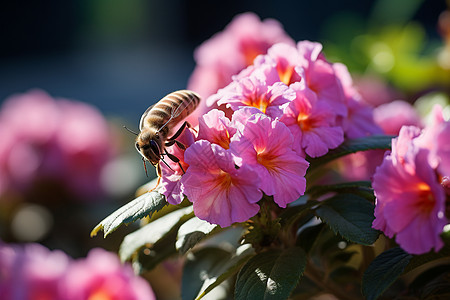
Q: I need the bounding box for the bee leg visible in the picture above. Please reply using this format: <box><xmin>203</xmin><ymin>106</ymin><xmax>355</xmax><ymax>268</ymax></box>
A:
<box><xmin>185</xmin><ymin>121</ymin><xmax>197</xmax><ymax>133</ymax></box>
<box><xmin>165</xmin><ymin>139</ymin><xmax>187</xmax><ymax>150</ymax></box>
<box><xmin>148</xmin><ymin>164</ymin><xmax>162</xmax><ymax>192</ymax></box>
<box><xmin>142</xmin><ymin>157</ymin><xmax>149</xmax><ymax>177</ymax></box>
<box><xmin>160</xmin><ymin>157</ymin><xmax>175</xmax><ymax>172</ymax></box>
<box><xmin>164</xmin><ymin>149</ymin><xmax>186</xmax><ymax>174</ymax></box>
<box><xmin>167</xmin><ymin>121</ymin><xmax>190</xmax><ymax>142</ymax></box>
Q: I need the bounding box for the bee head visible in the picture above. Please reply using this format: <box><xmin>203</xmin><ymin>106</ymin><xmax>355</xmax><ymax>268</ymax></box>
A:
<box><xmin>136</xmin><ymin>130</ymin><xmax>162</xmax><ymax>165</ymax></box>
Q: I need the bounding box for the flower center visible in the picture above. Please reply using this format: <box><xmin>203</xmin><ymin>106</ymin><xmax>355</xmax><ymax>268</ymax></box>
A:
<box><xmin>257</xmin><ymin>151</ymin><xmax>278</xmax><ymax>173</ymax></box>
<box><xmin>297</xmin><ymin>113</ymin><xmax>312</xmax><ymax>131</ymax></box>
<box><xmin>277</xmin><ymin>65</ymin><xmax>295</xmax><ymax>85</ymax></box>
<box><xmin>218</xmin><ymin>171</ymin><xmax>232</xmax><ymax>190</ymax></box>
<box><xmin>88</xmin><ymin>289</ymin><xmax>112</xmax><ymax>300</ymax></box>
<box><xmin>416</xmin><ymin>182</ymin><xmax>435</xmax><ymax>214</ymax></box>
<box><xmin>213</xmin><ymin>130</ymin><xmax>231</xmax><ymax>149</ymax></box>
<box><xmin>245</xmin><ymin>94</ymin><xmax>268</xmax><ymax>114</ymax></box>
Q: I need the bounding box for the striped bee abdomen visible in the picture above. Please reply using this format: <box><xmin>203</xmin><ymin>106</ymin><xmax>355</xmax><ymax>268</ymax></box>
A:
<box><xmin>140</xmin><ymin>90</ymin><xmax>200</xmax><ymax>136</ymax></box>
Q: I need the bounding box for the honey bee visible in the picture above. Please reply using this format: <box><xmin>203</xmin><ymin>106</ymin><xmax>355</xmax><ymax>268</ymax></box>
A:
<box><xmin>134</xmin><ymin>90</ymin><xmax>200</xmax><ymax>185</ymax></box>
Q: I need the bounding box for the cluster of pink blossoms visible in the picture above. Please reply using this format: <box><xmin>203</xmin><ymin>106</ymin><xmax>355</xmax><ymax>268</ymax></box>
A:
<box><xmin>186</xmin><ymin>12</ymin><xmax>295</xmax><ymax>126</ymax></box>
<box><xmin>372</xmin><ymin>106</ymin><xmax>450</xmax><ymax>254</ymax></box>
<box><xmin>0</xmin><ymin>242</ymin><xmax>155</xmax><ymax>300</ymax></box>
<box><xmin>0</xmin><ymin>90</ymin><xmax>113</xmax><ymax>201</ymax></box>
<box><xmin>158</xmin><ymin>33</ymin><xmax>382</xmax><ymax>227</ymax></box>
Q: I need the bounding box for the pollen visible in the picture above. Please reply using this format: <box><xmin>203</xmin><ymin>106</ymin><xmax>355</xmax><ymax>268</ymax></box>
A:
<box><xmin>277</xmin><ymin>65</ymin><xmax>295</xmax><ymax>85</ymax></box>
<box><xmin>245</xmin><ymin>94</ymin><xmax>268</xmax><ymax>114</ymax></box>
<box><xmin>416</xmin><ymin>182</ymin><xmax>435</xmax><ymax>214</ymax></box>
<box><xmin>297</xmin><ymin>113</ymin><xmax>312</xmax><ymax>131</ymax></box>
<box><xmin>217</xmin><ymin>171</ymin><xmax>233</xmax><ymax>190</ymax></box>
<box><xmin>257</xmin><ymin>152</ymin><xmax>278</xmax><ymax>173</ymax></box>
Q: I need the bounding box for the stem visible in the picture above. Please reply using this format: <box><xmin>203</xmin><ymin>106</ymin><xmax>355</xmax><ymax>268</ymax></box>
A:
<box><xmin>303</xmin><ymin>261</ymin><xmax>360</xmax><ymax>300</ymax></box>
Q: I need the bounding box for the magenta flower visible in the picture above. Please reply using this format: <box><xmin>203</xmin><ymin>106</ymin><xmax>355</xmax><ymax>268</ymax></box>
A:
<box><xmin>280</xmin><ymin>82</ymin><xmax>344</xmax><ymax>157</ymax></box>
<box><xmin>188</xmin><ymin>12</ymin><xmax>294</xmax><ymax>100</ymax></box>
<box><xmin>62</xmin><ymin>248</ymin><xmax>155</xmax><ymax>300</ymax></box>
<box><xmin>372</xmin><ymin>149</ymin><xmax>447</xmax><ymax>254</ymax></box>
<box><xmin>159</xmin><ymin>127</ymin><xmax>196</xmax><ymax>205</ymax></box>
<box><xmin>230</xmin><ymin>114</ymin><xmax>309</xmax><ymax>207</ymax></box>
<box><xmin>55</xmin><ymin>99</ymin><xmax>113</xmax><ymax>197</ymax></box>
<box><xmin>333</xmin><ymin>63</ymin><xmax>382</xmax><ymax>138</ymax></box>
<box><xmin>197</xmin><ymin>109</ymin><xmax>237</xmax><ymax>149</ymax></box>
<box><xmin>336</xmin><ymin>150</ymin><xmax>386</xmax><ymax>181</ymax></box>
<box><xmin>0</xmin><ymin>90</ymin><xmax>114</xmax><ymax>201</ymax></box>
<box><xmin>414</xmin><ymin>105</ymin><xmax>447</xmax><ymax>170</ymax></box>
<box><xmin>0</xmin><ymin>243</ymin><xmax>155</xmax><ymax>300</ymax></box>
<box><xmin>181</xmin><ymin>140</ymin><xmax>262</xmax><ymax>227</ymax></box>
<box><xmin>230</xmin><ymin>107</ymin><xmax>265</xmax><ymax>132</ymax></box>
<box><xmin>296</xmin><ymin>41</ymin><xmax>348</xmax><ymax>117</ymax></box>
<box><xmin>372</xmin><ymin>126</ymin><xmax>448</xmax><ymax>254</ymax></box>
<box><xmin>254</xmin><ymin>43</ymin><xmax>303</xmax><ymax>85</ymax></box>
<box><xmin>373</xmin><ymin>100</ymin><xmax>422</xmax><ymax>135</ymax></box>
<box><xmin>0</xmin><ymin>242</ymin><xmax>70</xmax><ymax>300</ymax></box>
<box><xmin>186</xmin><ymin>13</ymin><xmax>294</xmax><ymax>126</ymax></box>
<box><xmin>435</xmin><ymin>122</ymin><xmax>450</xmax><ymax>177</ymax></box>
<box><xmin>353</xmin><ymin>74</ymin><xmax>403</xmax><ymax>107</ymax></box>
<box><xmin>214</xmin><ymin>68</ymin><xmax>295</xmax><ymax>119</ymax></box>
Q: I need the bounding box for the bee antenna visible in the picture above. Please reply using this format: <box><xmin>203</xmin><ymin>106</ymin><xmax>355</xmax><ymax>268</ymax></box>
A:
<box><xmin>142</xmin><ymin>158</ymin><xmax>149</xmax><ymax>177</ymax></box>
<box><xmin>123</xmin><ymin>125</ymin><xmax>139</xmax><ymax>136</ymax></box>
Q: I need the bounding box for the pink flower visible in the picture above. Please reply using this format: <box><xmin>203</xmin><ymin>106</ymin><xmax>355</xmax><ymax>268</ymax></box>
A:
<box><xmin>55</xmin><ymin>100</ymin><xmax>113</xmax><ymax>197</ymax></box>
<box><xmin>0</xmin><ymin>243</ymin><xmax>155</xmax><ymax>300</ymax></box>
<box><xmin>354</xmin><ymin>74</ymin><xmax>403</xmax><ymax>107</ymax></box>
<box><xmin>336</xmin><ymin>150</ymin><xmax>386</xmax><ymax>181</ymax></box>
<box><xmin>214</xmin><ymin>68</ymin><xmax>295</xmax><ymax>119</ymax></box>
<box><xmin>372</xmin><ymin>127</ymin><xmax>448</xmax><ymax>254</ymax></box>
<box><xmin>0</xmin><ymin>242</ymin><xmax>70</xmax><ymax>299</ymax></box>
<box><xmin>197</xmin><ymin>109</ymin><xmax>237</xmax><ymax>149</ymax></box>
<box><xmin>280</xmin><ymin>82</ymin><xmax>344</xmax><ymax>157</ymax></box>
<box><xmin>230</xmin><ymin>107</ymin><xmax>263</xmax><ymax>132</ymax></box>
<box><xmin>435</xmin><ymin>122</ymin><xmax>450</xmax><ymax>177</ymax></box>
<box><xmin>373</xmin><ymin>100</ymin><xmax>422</xmax><ymax>135</ymax></box>
<box><xmin>414</xmin><ymin>105</ymin><xmax>447</xmax><ymax>170</ymax></box>
<box><xmin>333</xmin><ymin>63</ymin><xmax>382</xmax><ymax>138</ymax></box>
<box><xmin>62</xmin><ymin>248</ymin><xmax>155</xmax><ymax>300</ymax></box>
<box><xmin>296</xmin><ymin>41</ymin><xmax>347</xmax><ymax>117</ymax></box>
<box><xmin>0</xmin><ymin>90</ymin><xmax>114</xmax><ymax>201</ymax></box>
<box><xmin>181</xmin><ymin>140</ymin><xmax>262</xmax><ymax>227</ymax></box>
<box><xmin>186</xmin><ymin>12</ymin><xmax>294</xmax><ymax>126</ymax></box>
<box><xmin>230</xmin><ymin>114</ymin><xmax>309</xmax><ymax>207</ymax></box>
<box><xmin>188</xmin><ymin>12</ymin><xmax>294</xmax><ymax>100</ymax></box>
<box><xmin>159</xmin><ymin>127</ymin><xmax>196</xmax><ymax>205</ymax></box>
<box><xmin>254</xmin><ymin>43</ymin><xmax>303</xmax><ymax>85</ymax></box>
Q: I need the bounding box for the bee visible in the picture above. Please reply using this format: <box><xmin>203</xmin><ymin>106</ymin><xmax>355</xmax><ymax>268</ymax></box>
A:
<box><xmin>134</xmin><ymin>90</ymin><xmax>200</xmax><ymax>186</ymax></box>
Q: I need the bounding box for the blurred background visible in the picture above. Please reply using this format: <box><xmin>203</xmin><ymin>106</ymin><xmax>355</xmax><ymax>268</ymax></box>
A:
<box><xmin>0</xmin><ymin>0</ymin><xmax>447</xmax><ymax>118</ymax></box>
<box><xmin>0</xmin><ymin>0</ymin><xmax>448</xmax><ymax>259</ymax></box>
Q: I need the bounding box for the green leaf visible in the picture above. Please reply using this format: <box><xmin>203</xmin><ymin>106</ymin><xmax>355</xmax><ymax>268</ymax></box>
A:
<box><xmin>176</xmin><ymin>217</ymin><xmax>218</xmax><ymax>254</ymax></box>
<box><xmin>307</xmin><ymin>181</ymin><xmax>374</xmax><ymax>201</ymax></box>
<box><xmin>404</xmin><ymin>238</ymin><xmax>450</xmax><ymax>274</ymax></box>
<box><xmin>362</xmin><ymin>247</ymin><xmax>412</xmax><ymax>300</ymax></box>
<box><xmin>196</xmin><ymin>246</ymin><xmax>254</xmax><ymax>300</ymax></box>
<box><xmin>133</xmin><ymin>227</ymin><xmax>178</xmax><ymax>274</ymax></box>
<box><xmin>296</xmin><ymin>223</ymin><xmax>326</xmax><ymax>254</ymax></box>
<box><xmin>279</xmin><ymin>200</ymin><xmax>319</xmax><ymax>227</ymax></box>
<box><xmin>308</xmin><ymin>135</ymin><xmax>394</xmax><ymax>169</ymax></box>
<box><xmin>235</xmin><ymin>247</ymin><xmax>307</xmax><ymax>300</ymax></box>
<box><xmin>315</xmin><ymin>193</ymin><xmax>379</xmax><ymax>245</ymax></box>
<box><xmin>91</xmin><ymin>191</ymin><xmax>167</xmax><ymax>238</ymax></box>
<box><xmin>182</xmin><ymin>247</ymin><xmax>233</xmax><ymax>300</ymax></box>
<box><xmin>119</xmin><ymin>206</ymin><xmax>194</xmax><ymax>262</ymax></box>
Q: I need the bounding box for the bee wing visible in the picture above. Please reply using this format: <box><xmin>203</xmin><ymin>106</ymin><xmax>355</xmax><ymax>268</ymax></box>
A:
<box><xmin>157</xmin><ymin>91</ymin><xmax>198</xmax><ymax>132</ymax></box>
<box><xmin>170</xmin><ymin>91</ymin><xmax>197</xmax><ymax>119</ymax></box>
<box><xmin>139</xmin><ymin>104</ymin><xmax>154</xmax><ymax>131</ymax></box>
